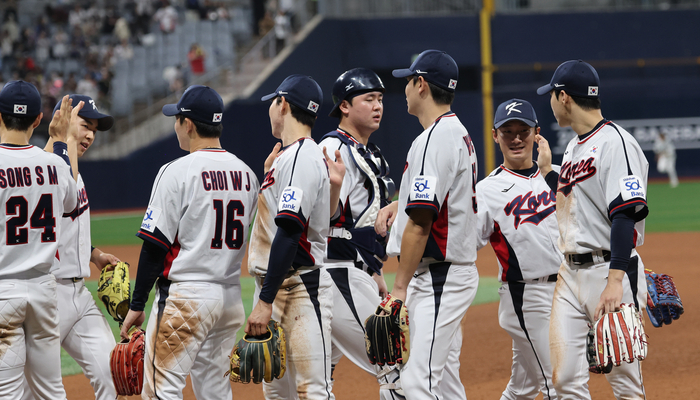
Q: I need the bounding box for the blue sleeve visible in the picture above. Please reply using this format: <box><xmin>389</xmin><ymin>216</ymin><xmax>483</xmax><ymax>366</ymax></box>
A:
<box><xmin>609</xmin><ymin>212</ymin><xmax>636</xmax><ymax>271</ymax></box>
<box><xmin>53</xmin><ymin>141</ymin><xmax>73</xmax><ymax>176</ymax></box>
<box><xmin>545</xmin><ymin>171</ymin><xmax>559</xmax><ymax>193</ymax></box>
<box><xmin>258</xmin><ymin>221</ymin><xmax>303</xmax><ymax>304</ymax></box>
<box><xmin>130</xmin><ymin>240</ymin><xmax>167</xmax><ymax>311</ymax></box>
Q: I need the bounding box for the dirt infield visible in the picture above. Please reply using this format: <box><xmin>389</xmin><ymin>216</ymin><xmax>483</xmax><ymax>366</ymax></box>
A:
<box><xmin>67</xmin><ymin>231</ymin><xmax>698</xmax><ymax>399</ymax></box>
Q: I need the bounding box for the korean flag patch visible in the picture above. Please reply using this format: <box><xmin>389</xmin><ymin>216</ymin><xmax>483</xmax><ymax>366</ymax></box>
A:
<box><xmin>279</xmin><ymin>186</ymin><xmax>303</xmax><ymax>213</ymax></box>
<box><xmin>448</xmin><ymin>79</ymin><xmax>457</xmax><ymax>90</ymax></box>
<box><xmin>14</xmin><ymin>104</ymin><xmax>27</xmax><ymax>114</ymax></box>
<box><xmin>307</xmin><ymin>101</ymin><xmax>319</xmax><ymax>114</ymax></box>
<box><xmin>213</xmin><ymin>113</ymin><xmax>222</xmax><ymax>123</ymax></box>
<box><xmin>141</xmin><ymin>206</ymin><xmax>162</xmax><ymax>233</ymax></box>
<box><xmin>588</xmin><ymin>86</ymin><xmax>599</xmax><ymax>96</ymax></box>
<box><xmin>410</xmin><ymin>175</ymin><xmax>437</xmax><ymax>202</ymax></box>
<box><xmin>619</xmin><ymin>175</ymin><xmax>646</xmax><ymax>201</ymax></box>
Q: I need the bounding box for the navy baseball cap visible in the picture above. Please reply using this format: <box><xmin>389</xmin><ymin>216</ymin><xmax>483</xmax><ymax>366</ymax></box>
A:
<box><xmin>537</xmin><ymin>60</ymin><xmax>600</xmax><ymax>98</ymax></box>
<box><xmin>392</xmin><ymin>50</ymin><xmax>459</xmax><ymax>92</ymax></box>
<box><xmin>261</xmin><ymin>74</ymin><xmax>323</xmax><ymax>116</ymax></box>
<box><xmin>494</xmin><ymin>99</ymin><xmax>538</xmax><ymax>129</ymax></box>
<box><xmin>0</xmin><ymin>80</ymin><xmax>42</xmax><ymax>117</ymax></box>
<box><xmin>52</xmin><ymin>94</ymin><xmax>114</xmax><ymax>131</ymax></box>
<box><xmin>162</xmin><ymin>85</ymin><xmax>224</xmax><ymax>125</ymax></box>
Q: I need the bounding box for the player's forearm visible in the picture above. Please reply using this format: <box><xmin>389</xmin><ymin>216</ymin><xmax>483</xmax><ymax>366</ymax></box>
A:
<box><xmin>393</xmin><ymin>214</ymin><xmax>432</xmax><ymax>298</ymax></box>
<box><xmin>131</xmin><ymin>240</ymin><xmax>167</xmax><ymax>312</ymax></box>
<box><xmin>67</xmin><ymin>136</ymin><xmax>79</xmax><ymax>181</ymax></box>
<box><xmin>609</xmin><ymin>212</ymin><xmax>636</xmax><ymax>271</ymax></box>
<box><xmin>329</xmin><ymin>186</ymin><xmax>342</xmax><ymax>218</ymax></box>
<box><xmin>258</xmin><ymin>225</ymin><xmax>302</xmax><ymax>304</ymax></box>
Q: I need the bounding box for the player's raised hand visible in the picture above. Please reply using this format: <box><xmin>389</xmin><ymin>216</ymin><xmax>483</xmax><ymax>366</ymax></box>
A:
<box><xmin>120</xmin><ymin>309</ymin><xmax>145</xmax><ymax>340</ymax></box>
<box><xmin>264</xmin><ymin>142</ymin><xmax>282</xmax><ymax>173</ymax></box>
<box><xmin>535</xmin><ymin>134</ymin><xmax>553</xmax><ymax>176</ymax></box>
<box><xmin>67</xmin><ymin>100</ymin><xmax>85</xmax><ymax>141</ymax></box>
<box><xmin>323</xmin><ymin>147</ymin><xmax>346</xmax><ymax>188</ymax></box>
<box><xmin>375</xmin><ymin>201</ymin><xmax>399</xmax><ymax>237</ymax></box>
<box><xmin>48</xmin><ymin>95</ymin><xmax>73</xmax><ymax>142</ymax></box>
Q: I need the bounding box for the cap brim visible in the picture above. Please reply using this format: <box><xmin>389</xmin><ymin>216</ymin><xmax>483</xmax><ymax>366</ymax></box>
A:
<box><xmin>261</xmin><ymin>93</ymin><xmax>278</xmax><ymax>102</ymax></box>
<box><xmin>95</xmin><ymin>116</ymin><xmax>114</xmax><ymax>131</ymax></box>
<box><xmin>392</xmin><ymin>68</ymin><xmax>415</xmax><ymax>78</ymax></box>
<box><xmin>162</xmin><ymin>103</ymin><xmax>179</xmax><ymax>116</ymax></box>
<box><xmin>494</xmin><ymin>117</ymin><xmax>537</xmax><ymax>129</ymax></box>
<box><xmin>536</xmin><ymin>84</ymin><xmax>554</xmax><ymax>95</ymax></box>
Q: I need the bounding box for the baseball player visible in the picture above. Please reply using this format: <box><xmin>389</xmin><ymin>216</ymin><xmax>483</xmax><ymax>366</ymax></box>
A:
<box><xmin>19</xmin><ymin>94</ymin><xmax>122</xmax><ymax>400</ymax></box>
<box><xmin>318</xmin><ymin>68</ymin><xmax>401</xmax><ymax>398</ymax></box>
<box><xmin>375</xmin><ymin>50</ymin><xmax>479</xmax><ymax>400</ymax></box>
<box><xmin>476</xmin><ymin>98</ymin><xmax>561</xmax><ymax>400</ymax></box>
<box><xmin>0</xmin><ymin>80</ymin><xmax>77</xmax><ymax>399</ymax></box>
<box><xmin>120</xmin><ymin>85</ymin><xmax>259</xmax><ymax>400</ymax></box>
<box><xmin>653</xmin><ymin>131</ymin><xmax>678</xmax><ymax>188</ymax></box>
<box><xmin>537</xmin><ymin>60</ymin><xmax>649</xmax><ymax>399</ymax></box>
<box><xmin>245</xmin><ymin>74</ymin><xmax>335</xmax><ymax>399</ymax></box>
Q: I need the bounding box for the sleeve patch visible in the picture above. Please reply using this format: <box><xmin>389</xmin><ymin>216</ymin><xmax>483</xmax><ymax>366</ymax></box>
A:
<box><xmin>140</xmin><ymin>206</ymin><xmax>161</xmax><ymax>233</ymax></box>
<box><xmin>619</xmin><ymin>175</ymin><xmax>646</xmax><ymax>201</ymax></box>
<box><xmin>278</xmin><ymin>186</ymin><xmax>303</xmax><ymax>213</ymax></box>
<box><xmin>410</xmin><ymin>175</ymin><xmax>437</xmax><ymax>202</ymax></box>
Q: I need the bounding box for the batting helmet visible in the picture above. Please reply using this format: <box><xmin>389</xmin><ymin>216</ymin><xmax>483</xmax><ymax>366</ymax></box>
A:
<box><xmin>329</xmin><ymin>68</ymin><xmax>385</xmax><ymax>118</ymax></box>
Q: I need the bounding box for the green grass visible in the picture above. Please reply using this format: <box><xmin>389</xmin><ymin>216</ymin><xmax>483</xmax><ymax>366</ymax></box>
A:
<box><xmin>645</xmin><ymin>181</ymin><xmax>700</xmax><ymax>232</ymax></box>
<box><xmin>91</xmin><ymin>213</ymin><xmax>144</xmax><ymax>246</ymax></box>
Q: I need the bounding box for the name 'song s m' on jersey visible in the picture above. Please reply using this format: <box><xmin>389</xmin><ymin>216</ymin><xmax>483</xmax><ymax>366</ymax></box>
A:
<box><xmin>476</xmin><ymin>164</ymin><xmax>563</xmax><ymax>282</ymax></box>
<box><xmin>137</xmin><ymin>149</ymin><xmax>259</xmax><ymax>284</ymax></box>
<box><xmin>0</xmin><ymin>144</ymin><xmax>78</xmax><ymax>276</ymax></box>
<box><xmin>557</xmin><ymin>120</ymin><xmax>649</xmax><ymax>255</ymax></box>
<box><xmin>386</xmin><ymin>112</ymin><xmax>478</xmax><ymax>265</ymax></box>
<box><xmin>247</xmin><ymin>137</ymin><xmax>330</xmax><ymax>277</ymax></box>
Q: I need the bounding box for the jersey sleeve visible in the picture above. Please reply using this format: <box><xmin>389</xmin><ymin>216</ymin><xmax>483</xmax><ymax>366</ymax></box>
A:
<box><xmin>404</xmin><ymin>136</ymin><xmax>456</xmax><ymax>219</ymax></box>
<box><xmin>274</xmin><ymin>150</ymin><xmax>326</xmax><ymax>231</ymax></box>
<box><xmin>603</xmin><ymin>129</ymin><xmax>649</xmax><ymax>222</ymax></box>
<box><xmin>475</xmin><ymin>182</ymin><xmax>493</xmax><ymax>250</ymax></box>
<box><xmin>136</xmin><ymin>163</ymin><xmax>182</xmax><ymax>250</ymax></box>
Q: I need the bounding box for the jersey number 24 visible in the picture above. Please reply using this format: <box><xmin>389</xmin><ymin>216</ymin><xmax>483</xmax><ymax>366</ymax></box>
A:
<box><xmin>5</xmin><ymin>194</ymin><xmax>56</xmax><ymax>245</ymax></box>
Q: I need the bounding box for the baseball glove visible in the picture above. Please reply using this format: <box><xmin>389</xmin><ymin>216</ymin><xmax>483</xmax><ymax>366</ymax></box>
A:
<box><xmin>227</xmin><ymin>320</ymin><xmax>286</xmax><ymax>384</ymax></box>
<box><xmin>364</xmin><ymin>294</ymin><xmax>410</xmax><ymax>366</ymax></box>
<box><xmin>110</xmin><ymin>327</ymin><xmax>145</xmax><ymax>396</ymax></box>
<box><xmin>645</xmin><ymin>268</ymin><xmax>684</xmax><ymax>327</ymax></box>
<box><xmin>97</xmin><ymin>261</ymin><xmax>131</xmax><ymax>323</ymax></box>
<box><xmin>586</xmin><ymin>303</ymin><xmax>647</xmax><ymax>374</ymax></box>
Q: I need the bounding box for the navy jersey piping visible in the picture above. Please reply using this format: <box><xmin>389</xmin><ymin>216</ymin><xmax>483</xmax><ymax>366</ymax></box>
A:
<box><xmin>420</xmin><ymin>111</ymin><xmax>453</xmax><ymax>174</ymax></box>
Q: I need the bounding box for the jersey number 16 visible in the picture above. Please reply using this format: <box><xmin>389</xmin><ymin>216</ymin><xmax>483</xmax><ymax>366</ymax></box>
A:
<box><xmin>211</xmin><ymin>199</ymin><xmax>245</xmax><ymax>250</ymax></box>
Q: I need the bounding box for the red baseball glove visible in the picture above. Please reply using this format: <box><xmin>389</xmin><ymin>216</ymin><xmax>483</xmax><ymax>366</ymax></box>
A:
<box><xmin>110</xmin><ymin>327</ymin><xmax>145</xmax><ymax>395</ymax></box>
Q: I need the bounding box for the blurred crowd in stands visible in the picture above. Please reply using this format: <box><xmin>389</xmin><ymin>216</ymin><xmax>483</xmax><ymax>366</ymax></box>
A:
<box><xmin>0</xmin><ymin>0</ymin><xmax>248</xmax><ymax>137</ymax></box>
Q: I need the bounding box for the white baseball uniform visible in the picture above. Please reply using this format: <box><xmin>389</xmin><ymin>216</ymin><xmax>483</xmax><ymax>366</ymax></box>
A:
<box><xmin>653</xmin><ymin>134</ymin><xmax>678</xmax><ymax>187</ymax></box>
<box><xmin>136</xmin><ymin>149</ymin><xmax>258</xmax><ymax>400</ymax></box>
<box><xmin>247</xmin><ymin>137</ymin><xmax>334</xmax><ymax>400</ymax></box>
<box><xmin>386</xmin><ymin>112</ymin><xmax>479</xmax><ymax>400</ymax></box>
<box><xmin>0</xmin><ymin>144</ymin><xmax>77</xmax><ymax>400</ymax></box>
<box><xmin>550</xmin><ymin>120</ymin><xmax>649</xmax><ymax>399</ymax></box>
<box><xmin>476</xmin><ymin>163</ymin><xmax>562</xmax><ymax>400</ymax></box>
<box><xmin>319</xmin><ymin>130</ymin><xmax>400</xmax><ymax>399</ymax></box>
<box><xmin>22</xmin><ymin>174</ymin><xmax>118</xmax><ymax>400</ymax></box>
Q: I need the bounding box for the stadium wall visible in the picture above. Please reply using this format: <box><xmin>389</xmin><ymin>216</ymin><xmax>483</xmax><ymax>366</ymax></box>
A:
<box><xmin>82</xmin><ymin>10</ymin><xmax>700</xmax><ymax>210</ymax></box>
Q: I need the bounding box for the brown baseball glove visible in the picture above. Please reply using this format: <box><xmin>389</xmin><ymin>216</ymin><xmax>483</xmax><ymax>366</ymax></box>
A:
<box><xmin>110</xmin><ymin>327</ymin><xmax>145</xmax><ymax>395</ymax></box>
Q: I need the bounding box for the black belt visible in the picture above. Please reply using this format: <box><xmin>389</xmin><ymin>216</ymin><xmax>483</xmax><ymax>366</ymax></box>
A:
<box><xmin>567</xmin><ymin>251</ymin><xmax>611</xmax><ymax>265</ymax></box>
<box><xmin>60</xmin><ymin>277</ymin><xmax>83</xmax><ymax>282</ymax></box>
<box><xmin>514</xmin><ymin>273</ymin><xmax>558</xmax><ymax>284</ymax></box>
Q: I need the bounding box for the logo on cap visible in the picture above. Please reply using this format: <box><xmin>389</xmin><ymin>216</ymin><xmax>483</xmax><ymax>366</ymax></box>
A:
<box><xmin>588</xmin><ymin>86</ymin><xmax>598</xmax><ymax>96</ymax></box>
<box><xmin>415</xmin><ymin>70</ymin><xmax>427</xmax><ymax>74</ymax></box>
<box><xmin>181</xmin><ymin>108</ymin><xmax>191</xmax><ymax>112</ymax></box>
<box><xmin>307</xmin><ymin>101</ymin><xmax>319</xmax><ymax>114</ymax></box>
<box><xmin>345</xmin><ymin>83</ymin><xmax>354</xmax><ymax>92</ymax></box>
<box><xmin>448</xmin><ymin>79</ymin><xmax>457</xmax><ymax>90</ymax></box>
<box><xmin>505</xmin><ymin>102</ymin><xmax>523</xmax><ymax>115</ymax></box>
<box><xmin>213</xmin><ymin>113</ymin><xmax>222</xmax><ymax>123</ymax></box>
<box><xmin>89</xmin><ymin>99</ymin><xmax>97</xmax><ymax>110</ymax></box>
<box><xmin>554</xmin><ymin>83</ymin><xmax>565</xmax><ymax>88</ymax></box>
<box><xmin>14</xmin><ymin>105</ymin><xmax>27</xmax><ymax>114</ymax></box>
